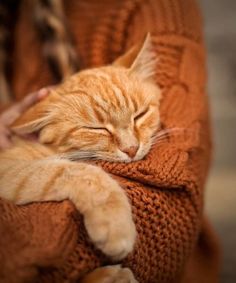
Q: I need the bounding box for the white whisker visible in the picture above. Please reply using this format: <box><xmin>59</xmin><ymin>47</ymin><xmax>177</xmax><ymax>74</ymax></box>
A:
<box><xmin>56</xmin><ymin>150</ymin><xmax>98</xmax><ymax>161</ymax></box>
<box><xmin>150</xmin><ymin>127</ymin><xmax>197</xmax><ymax>147</ymax></box>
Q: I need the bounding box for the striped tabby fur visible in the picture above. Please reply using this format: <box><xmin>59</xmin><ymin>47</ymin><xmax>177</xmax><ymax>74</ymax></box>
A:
<box><xmin>0</xmin><ymin>35</ymin><xmax>161</xmax><ymax>282</ymax></box>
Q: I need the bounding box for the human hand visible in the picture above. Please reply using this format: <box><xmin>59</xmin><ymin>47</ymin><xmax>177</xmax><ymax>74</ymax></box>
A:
<box><xmin>0</xmin><ymin>88</ymin><xmax>50</xmax><ymax>149</ymax></box>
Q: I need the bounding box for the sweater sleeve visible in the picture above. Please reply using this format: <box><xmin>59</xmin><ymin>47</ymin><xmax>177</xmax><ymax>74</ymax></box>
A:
<box><xmin>0</xmin><ymin>1</ymin><xmax>213</xmax><ymax>283</ymax></box>
<box><xmin>99</xmin><ymin>0</ymin><xmax>212</xmax><ymax>281</ymax></box>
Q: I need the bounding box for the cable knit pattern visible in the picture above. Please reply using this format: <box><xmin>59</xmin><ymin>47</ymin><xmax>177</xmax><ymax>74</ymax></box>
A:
<box><xmin>0</xmin><ymin>0</ymin><xmax>220</xmax><ymax>282</ymax></box>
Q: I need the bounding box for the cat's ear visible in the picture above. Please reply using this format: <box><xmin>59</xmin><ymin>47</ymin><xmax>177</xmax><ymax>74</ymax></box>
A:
<box><xmin>11</xmin><ymin>92</ymin><xmax>59</xmax><ymax>134</ymax></box>
<box><xmin>113</xmin><ymin>33</ymin><xmax>158</xmax><ymax>80</ymax></box>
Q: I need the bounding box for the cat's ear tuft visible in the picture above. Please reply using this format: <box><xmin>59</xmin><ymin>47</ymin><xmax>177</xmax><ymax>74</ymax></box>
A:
<box><xmin>113</xmin><ymin>33</ymin><xmax>158</xmax><ymax>80</ymax></box>
<box><xmin>11</xmin><ymin>93</ymin><xmax>58</xmax><ymax>134</ymax></box>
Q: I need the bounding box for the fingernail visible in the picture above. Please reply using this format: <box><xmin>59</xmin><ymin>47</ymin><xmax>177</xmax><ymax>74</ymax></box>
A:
<box><xmin>38</xmin><ymin>88</ymin><xmax>50</xmax><ymax>100</ymax></box>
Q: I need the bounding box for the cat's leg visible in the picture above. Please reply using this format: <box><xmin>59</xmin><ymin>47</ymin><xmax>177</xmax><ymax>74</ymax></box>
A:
<box><xmin>66</xmin><ymin>162</ymin><xmax>136</xmax><ymax>260</ymax></box>
<box><xmin>0</xmin><ymin>157</ymin><xmax>136</xmax><ymax>260</ymax></box>
<box><xmin>71</xmin><ymin>164</ymin><xmax>136</xmax><ymax>260</ymax></box>
<box><xmin>80</xmin><ymin>265</ymin><xmax>138</xmax><ymax>283</ymax></box>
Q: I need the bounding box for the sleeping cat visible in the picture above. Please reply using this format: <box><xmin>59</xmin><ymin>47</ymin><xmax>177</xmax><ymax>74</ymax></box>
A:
<box><xmin>0</xmin><ymin>34</ymin><xmax>161</xmax><ymax>282</ymax></box>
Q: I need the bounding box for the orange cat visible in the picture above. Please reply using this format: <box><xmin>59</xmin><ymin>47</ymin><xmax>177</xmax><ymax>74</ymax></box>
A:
<box><xmin>0</xmin><ymin>35</ymin><xmax>161</xmax><ymax>282</ymax></box>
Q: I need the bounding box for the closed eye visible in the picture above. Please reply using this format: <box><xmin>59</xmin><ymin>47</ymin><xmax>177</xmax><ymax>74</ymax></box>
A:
<box><xmin>83</xmin><ymin>126</ymin><xmax>111</xmax><ymax>134</ymax></box>
<box><xmin>134</xmin><ymin>108</ymin><xmax>149</xmax><ymax>121</ymax></box>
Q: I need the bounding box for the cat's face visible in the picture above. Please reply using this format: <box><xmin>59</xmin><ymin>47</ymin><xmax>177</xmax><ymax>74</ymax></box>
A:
<box><xmin>12</xmin><ymin>34</ymin><xmax>161</xmax><ymax>162</ymax></box>
<box><xmin>41</xmin><ymin>67</ymin><xmax>160</xmax><ymax>162</ymax></box>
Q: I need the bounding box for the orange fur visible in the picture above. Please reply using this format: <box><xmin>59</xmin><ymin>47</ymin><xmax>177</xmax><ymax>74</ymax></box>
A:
<box><xmin>80</xmin><ymin>265</ymin><xmax>138</xmax><ymax>283</ymax></box>
<box><xmin>0</xmin><ymin>34</ymin><xmax>161</xmax><ymax>282</ymax></box>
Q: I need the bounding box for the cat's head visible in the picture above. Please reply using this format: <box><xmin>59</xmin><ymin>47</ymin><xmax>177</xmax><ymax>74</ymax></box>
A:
<box><xmin>12</xmin><ymin>34</ymin><xmax>161</xmax><ymax>162</ymax></box>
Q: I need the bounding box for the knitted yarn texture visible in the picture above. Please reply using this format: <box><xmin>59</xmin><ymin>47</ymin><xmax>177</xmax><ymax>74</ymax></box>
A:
<box><xmin>0</xmin><ymin>0</ymin><xmax>220</xmax><ymax>282</ymax></box>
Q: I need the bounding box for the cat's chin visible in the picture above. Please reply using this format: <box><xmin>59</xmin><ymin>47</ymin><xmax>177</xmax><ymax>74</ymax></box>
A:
<box><xmin>100</xmin><ymin>148</ymin><xmax>149</xmax><ymax>163</ymax></box>
<box><xmin>102</xmin><ymin>154</ymin><xmax>146</xmax><ymax>163</ymax></box>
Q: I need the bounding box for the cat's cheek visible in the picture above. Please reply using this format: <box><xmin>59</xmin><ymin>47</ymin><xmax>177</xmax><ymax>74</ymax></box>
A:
<box><xmin>39</xmin><ymin>126</ymin><xmax>56</xmax><ymax>144</ymax></box>
<box><xmin>134</xmin><ymin>141</ymin><xmax>152</xmax><ymax>161</ymax></box>
<box><xmin>58</xmin><ymin>145</ymin><xmax>69</xmax><ymax>152</ymax></box>
<box><xmin>113</xmin><ymin>149</ymin><xmax>131</xmax><ymax>162</ymax></box>
<box><xmin>58</xmin><ymin>143</ymin><xmax>76</xmax><ymax>153</ymax></box>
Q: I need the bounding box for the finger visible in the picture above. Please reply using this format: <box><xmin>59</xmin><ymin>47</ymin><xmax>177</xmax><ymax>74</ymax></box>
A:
<box><xmin>37</xmin><ymin>88</ymin><xmax>51</xmax><ymax>100</ymax></box>
<box><xmin>1</xmin><ymin>88</ymin><xmax>50</xmax><ymax>125</ymax></box>
<box><xmin>1</xmin><ymin>91</ymin><xmax>40</xmax><ymax>124</ymax></box>
<box><xmin>0</xmin><ymin>136</ymin><xmax>12</xmax><ymax>150</ymax></box>
<box><xmin>0</xmin><ymin>87</ymin><xmax>53</xmax><ymax>126</ymax></box>
<box><xmin>0</xmin><ymin>107</ymin><xmax>21</xmax><ymax>126</ymax></box>
<box><xmin>0</xmin><ymin>126</ymin><xmax>12</xmax><ymax>149</ymax></box>
<box><xmin>37</xmin><ymin>85</ymin><xmax>55</xmax><ymax>101</ymax></box>
<box><xmin>17</xmin><ymin>87</ymin><xmax>51</xmax><ymax>112</ymax></box>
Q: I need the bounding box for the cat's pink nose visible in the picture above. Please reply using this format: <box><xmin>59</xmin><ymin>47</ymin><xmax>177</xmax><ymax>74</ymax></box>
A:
<box><xmin>122</xmin><ymin>146</ymin><xmax>139</xmax><ymax>158</ymax></box>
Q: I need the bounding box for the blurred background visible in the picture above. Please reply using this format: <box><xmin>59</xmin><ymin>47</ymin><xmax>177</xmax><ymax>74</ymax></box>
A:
<box><xmin>199</xmin><ymin>0</ymin><xmax>236</xmax><ymax>282</ymax></box>
<box><xmin>0</xmin><ymin>0</ymin><xmax>235</xmax><ymax>281</ymax></box>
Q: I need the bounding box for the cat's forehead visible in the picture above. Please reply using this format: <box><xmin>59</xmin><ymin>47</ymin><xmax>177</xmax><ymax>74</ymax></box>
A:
<box><xmin>78</xmin><ymin>66</ymin><xmax>132</xmax><ymax>87</ymax></box>
<box><xmin>59</xmin><ymin>66</ymin><xmax>132</xmax><ymax>96</ymax></box>
<box><xmin>76</xmin><ymin>67</ymin><xmax>156</xmax><ymax>104</ymax></box>
<box><xmin>56</xmin><ymin>65</ymin><xmax>160</xmax><ymax>123</ymax></box>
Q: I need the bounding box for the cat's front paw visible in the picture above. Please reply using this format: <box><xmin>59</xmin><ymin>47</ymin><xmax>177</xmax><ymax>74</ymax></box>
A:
<box><xmin>80</xmin><ymin>265</ymin><xmax>138</xmax><ymax>283</ymax></box>
<box><xmin>83</xmin><ymin>168</ymin><xmax>136</xmax><ymax>261</ymax></box>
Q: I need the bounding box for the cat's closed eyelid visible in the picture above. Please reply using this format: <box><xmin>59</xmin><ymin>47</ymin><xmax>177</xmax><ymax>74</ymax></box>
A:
<box><xmin>83</xmin><ymin>126</ymin><xmax>111</xmax><ymax>135</ymax></box>
<box><xmin>134</xmin><ymin>108</ymin><xmax>149</xmax><ymax>121</ymax></box>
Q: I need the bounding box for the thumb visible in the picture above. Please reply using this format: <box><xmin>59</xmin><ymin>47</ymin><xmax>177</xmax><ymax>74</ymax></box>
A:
<box><xmin>17</xmin><ymin>88</ymin><xmax>50</xmax><ymax>113</ymax></box>
<box><xmin>1</xmin><ymin>88</ymin><xmax>51</xmax><ymax>126</ymax></box>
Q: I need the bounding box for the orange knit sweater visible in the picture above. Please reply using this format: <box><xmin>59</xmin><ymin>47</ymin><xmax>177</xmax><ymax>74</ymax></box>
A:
<box><xmin>0</xmin><ymin>0</ymin><xmax>220</xmax><ymax>282</ymax></box>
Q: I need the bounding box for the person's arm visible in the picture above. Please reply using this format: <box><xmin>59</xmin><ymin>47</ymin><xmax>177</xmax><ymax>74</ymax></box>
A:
<box><xmin>102</xmin><ymin>0</ymin><xmax>211</xmax><ymax>281</ymax></box>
